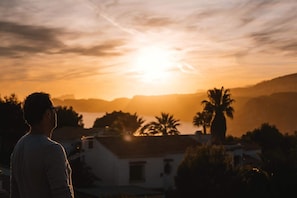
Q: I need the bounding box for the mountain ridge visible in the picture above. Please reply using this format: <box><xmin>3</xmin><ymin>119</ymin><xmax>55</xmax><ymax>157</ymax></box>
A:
<box><xmin>53</xmin><ymin>72</ymin><xmax>297</xmax><ymax>137</ymax></box>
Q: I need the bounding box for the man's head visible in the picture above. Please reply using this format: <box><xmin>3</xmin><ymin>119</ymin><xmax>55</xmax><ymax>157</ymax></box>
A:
<box><xmin>23</xmin><ymin>92</ymin><xmax>57</xmax><ymax>130</ymax></box>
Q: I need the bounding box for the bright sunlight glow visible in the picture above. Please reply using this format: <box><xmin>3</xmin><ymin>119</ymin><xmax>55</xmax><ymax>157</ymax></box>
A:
<box><xmin>133</xmin><ymin>45</ymin><xmax>177</xmax><ymax>82</ymax></box>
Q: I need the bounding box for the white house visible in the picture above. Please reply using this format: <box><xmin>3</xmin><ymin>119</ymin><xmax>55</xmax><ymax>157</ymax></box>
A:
<box><xmin>223</xmin><ymin>143</ymin><xmax>262</xmax><ymax>169</ymax></box>
<box><xmin>80</xmin><ymin>135</ymin><xmax>200</xmax><ymax>191</ymax></box>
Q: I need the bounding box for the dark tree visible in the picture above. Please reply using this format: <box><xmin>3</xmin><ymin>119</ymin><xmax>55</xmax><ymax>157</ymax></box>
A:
<box><xmin>241</xmin><ymin>123</ymin><xmax>297</xmax><ymax>197</ymax></box>
<box><xmin>0</xmin><ymin>94</ymin><xmax>28</xmax><ymax>165</ymax></box>
<box><xmin>56</xmin><ymin>106</ymin><xmax>84</xmax><ymax>128</ymax></box>
<box><xmin>201</xmin><ymin>87</ymin><xmax>235</xmax><ymax>144</ymax></box>
<box><xmin>93</xmin><ymin>111</ymin><xmax>145</xmax><ymax>135</ymax></box>
<box><xmin>175</xmin><ymin>145</ymin><xmax>238</xmax><ymax>198</ymax></box>
<box><xmin>241</xmin><ymin>123</ymin><xmax>284</xmax><ymax>153</ymax></box>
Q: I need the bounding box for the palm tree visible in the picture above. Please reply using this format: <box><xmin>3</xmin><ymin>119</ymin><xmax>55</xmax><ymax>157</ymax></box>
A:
<box><xmin>201</xmin><ymin>87</ymin><xmax>235</xmax><ymax>144</ymax></box>
<box><xmin>193</xmin><ymin>111</ymin><xmax>212</xmax><ymax>134</ymax></box>
<box><xmin>139</xmin><ymin>112</ymin><xmax>181</xmax><ymax>136</ymax></box>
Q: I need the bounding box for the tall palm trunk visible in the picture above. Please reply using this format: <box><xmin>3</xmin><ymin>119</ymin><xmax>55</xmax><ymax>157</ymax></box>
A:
<box><xmin>203</xmin><ymin>125</ymin><xmax>207</xmax><ymax>134</ymax></box>
<box><xmin>210</xmin><ymin>112</ymin><xmax>226</xmax><ymax>144</ymax></box>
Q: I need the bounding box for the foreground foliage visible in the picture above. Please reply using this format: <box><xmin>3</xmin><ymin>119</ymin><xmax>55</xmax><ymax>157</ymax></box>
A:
<box><xmin>173</xmin><ymin>123</ymin><xmax>297</xmax><ymax>198</ymax></box>
<box><xmin>175</xmin><ymin>145</ymin><xmax>239</xmax><ymax>197</ymax></box>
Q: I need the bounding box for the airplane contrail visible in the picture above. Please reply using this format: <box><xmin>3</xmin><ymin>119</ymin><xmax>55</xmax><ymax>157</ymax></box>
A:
<box><xmin>85</xmin><ymin>0</ymin><xmax>142</xmax><ymax>37</ymax></box>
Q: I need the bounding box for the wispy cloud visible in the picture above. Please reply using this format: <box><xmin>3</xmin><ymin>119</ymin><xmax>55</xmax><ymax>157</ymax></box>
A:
<box><xmin>0</xmin><ymin>21</ymin><xmax>63</xmax><ymax>43</ymax></box>
<box><xmin>0</xmin><ymin>21</ymin><xmax>64</xmax><ymax>57</ymax></box>
<box><xmin>0</xmin><ymin>20</ymin><xmax>126</xmax><ymax>57</ymax></box>
<box><xmin>59</xmin><ymin>40</ymin><xmax>126</xmax><ymax>56</ymax></box>
<box><xmin>133</xmin><ymin>16</ymin><xmax>174</xmax><ymax>28</ymax></box>
<box><xmin>182</xmin><ymin>0</ymin><xmax>297</xmax><ymax>59</ymax></box>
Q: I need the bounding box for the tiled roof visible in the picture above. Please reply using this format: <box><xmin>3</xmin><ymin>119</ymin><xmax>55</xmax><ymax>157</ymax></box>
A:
<box><xmin>241</xmin><ymin>143</ymin><xmax>261</xmax><ymax>151</ymax></box>
<box><xmin>96</xmin><ymin>135</ymin><xmax>200</xmax><ymax>158</ymax></box>
<box><xmin>52</xmin><ymin>126</ymin><xmax>99</xmax><ymax>141</ymax></box>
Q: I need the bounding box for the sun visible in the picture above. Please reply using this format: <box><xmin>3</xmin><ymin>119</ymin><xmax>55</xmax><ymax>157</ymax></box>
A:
<box><xmin>133</xmin><ymin>45</ymin><xmax>176</xmax><ymax>82</ymax></box>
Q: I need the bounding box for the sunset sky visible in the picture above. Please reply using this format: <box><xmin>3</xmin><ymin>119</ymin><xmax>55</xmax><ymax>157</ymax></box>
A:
<box><xmin>1</xmin><ymin>0</ymin><xmax>296</xmax><ymax>101</ymax></box>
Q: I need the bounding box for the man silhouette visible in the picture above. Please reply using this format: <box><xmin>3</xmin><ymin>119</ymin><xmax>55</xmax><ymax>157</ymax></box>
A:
<box><xmin>10</xmin><ymin>92</ymin><xmax>74</xmax><ymax>198</ymax></box>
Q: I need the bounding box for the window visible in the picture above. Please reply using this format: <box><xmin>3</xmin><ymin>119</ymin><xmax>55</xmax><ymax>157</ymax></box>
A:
<box><xmin>129</xmin><ymin>161</ymin><xmax>146</xmax><ymax>183</ymax></box>
<box><xmin>234</xmin><ymin>155</ymin><xmax>241</xmax><ymax>167</ymax></box>
<box><xmin>164</xmin><ymin>159</ymin><xmax>173</xmax><ymax>175</ymax></box>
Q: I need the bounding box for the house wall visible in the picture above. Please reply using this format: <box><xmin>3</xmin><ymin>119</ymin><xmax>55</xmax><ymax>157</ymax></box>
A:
<box><xmin>81</xmin><ymin>137</ymin><xmax>186</xmax><ymax>190</ymax></box>
<box><xmin>226</xmin><ymin>148</ymin><xmax>243</xmax><ymax>167</ymax></box>
<box><xmin>82</xmin><ymin>137</ymin><xmax>119</xmax><ymax>185</ymax></box>
<box><xmin>116</xmin><ymin>154</ymin><xmax>184</xmax><ymax>189</ymax></box>
<box><xmin>244</xmin><ymin>149</ymin><xmax>261</xmax><ymax>161</ymax></box>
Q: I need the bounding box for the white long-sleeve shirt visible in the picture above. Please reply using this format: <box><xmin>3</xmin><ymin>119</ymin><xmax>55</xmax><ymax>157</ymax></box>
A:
<box><xmin>10</xmin><ymin>133</ymin><xmax>74</xmax><ymax>198</ymax></box>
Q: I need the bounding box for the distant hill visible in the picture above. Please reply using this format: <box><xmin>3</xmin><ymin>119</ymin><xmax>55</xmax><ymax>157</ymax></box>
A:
<box><xmin>228</xmin><ymin>92</ymin><xmax>297</xmax><ymax>136</ymax></box>
<box><xmin>231</xmin><ymin>73</ymin><xmax>297</xmax><ymax>96</ymax></box>
<box><xmin>53</xmin><ymin>73</ymin><xmax>297</xmax><ymax>137</ymax></box>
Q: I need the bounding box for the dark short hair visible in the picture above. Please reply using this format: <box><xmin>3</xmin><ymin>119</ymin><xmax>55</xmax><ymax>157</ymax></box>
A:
<box><xmin>23</xmin><ymin>92</ymin><xmax>53</xmax><ymax>126</ymax></box>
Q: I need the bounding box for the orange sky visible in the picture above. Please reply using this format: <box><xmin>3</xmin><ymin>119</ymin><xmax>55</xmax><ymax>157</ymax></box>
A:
<box><xmin>0</xmin><ymin>0</ymin><xmax>296</xmax><ymax>101</ymax></box>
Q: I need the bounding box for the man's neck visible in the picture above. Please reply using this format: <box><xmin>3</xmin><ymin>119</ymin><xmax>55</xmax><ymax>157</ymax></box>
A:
<box><xmin>30</xmin><ymin>125</ymin><xmax>52</xmax><ymax>138</ymax></box>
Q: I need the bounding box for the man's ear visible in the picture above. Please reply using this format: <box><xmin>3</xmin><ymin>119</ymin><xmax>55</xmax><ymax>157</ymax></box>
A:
<box><xmin>44</xmin><ymin>109</ymin><xmax>51</xmax><ymax>118</ymax></box>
